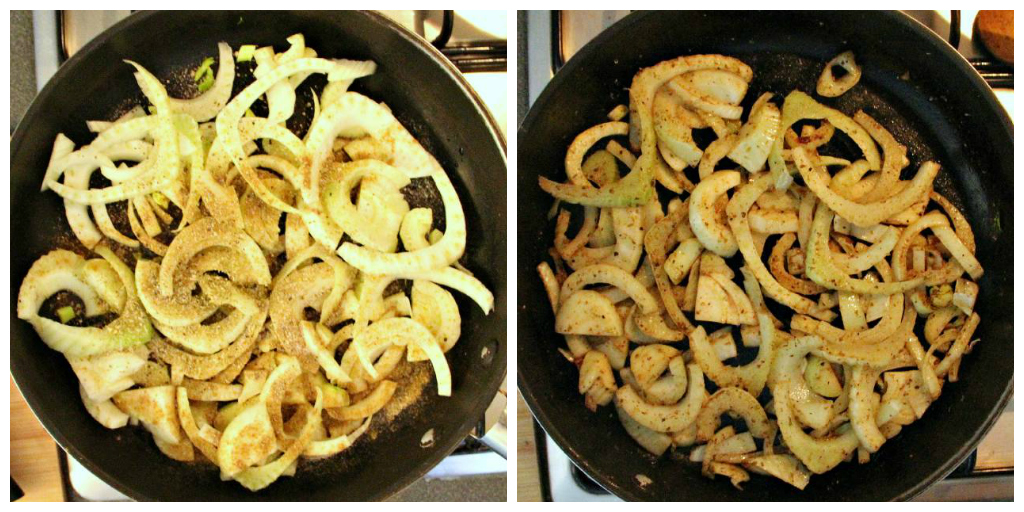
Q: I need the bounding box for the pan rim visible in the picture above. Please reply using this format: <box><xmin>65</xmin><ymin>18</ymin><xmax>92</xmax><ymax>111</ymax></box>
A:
<box><xmin>516</xmin><ymin>9</ymin><xmax>1012</xmax><ymax>502</ymax></box>
<box><xmin>11</xmin><ymin>9</ymin><xmax>506</xmax><ymax>501</ymax></box>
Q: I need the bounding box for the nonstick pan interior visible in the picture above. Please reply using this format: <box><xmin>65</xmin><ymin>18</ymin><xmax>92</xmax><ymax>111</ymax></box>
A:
<box><xmin>11</xmin><ymin>10</ymin><xmax>506</xmax><ymax>501</ymax></box>
<box><xmin>517</xmin><ymin>11</ymin><xmax>1012</xmax><ymax>501</ymax></box>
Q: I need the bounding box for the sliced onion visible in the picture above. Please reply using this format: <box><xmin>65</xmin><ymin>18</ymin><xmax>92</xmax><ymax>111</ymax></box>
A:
<box><xmin>931</xmin><ymin>224</ymin><xmax>983</xmax><ymax>280</ymax></box>
<box><xmin>150</xmin><ymin>312</ymin><xmax>263</xmax><ymax>380</ymax></box>
<box><xmin>21</xmin><ymin>36</ymin><xmax>492</xmax><ymax>488</ymax></box>
<box><xmin>816</xmin><ymin>51</ymin><xmax>862</xmax><ymax>98</ymax></box>
<box><xmin>554</xmin><ymin>207</ymin><xmax>609</xmax><ymax>267</ymax></box>
<box><xmin>241</xmin><ymin>172</ymin><xmax>293</xmax><ymax>253</ymax></box>
<box><xmin>50</xmin><ymin>63</ymin><xmax>180</xmax><ymax>204</ymax></box>
<box><xmin>769</xmin><ymin>233</ymin><xmax>825</xmax><ymax>295</ymax></box>
<box><xmin>40</xmin><ymin>133</ymin><xmax>75</xmax><ymax>191</ymax></box>
<box><xmin>935</xmin><ymin>312</ymin><xmax>980</xmax><ymax>377</ymax></box>
<box><xmin>270</xmin><ymin>262</ymin><xmax>342</xmax><ymax>368</ymax></box>
<box><xmin>749</xmin><ymin>208</ymin><xmax>798</xmax><ymax>234</ymax></box>
<box><xmin>653</xmin><ymin>89</ymin><xmax>704</xmax><ymax>170</ymax></box>
<box><xmin>676</xmin><ymin>69</ymin><xmax>749</xmax><ymax>105</ymax></box>
<box><xmin>328</xmin><ymin>381</ymin><xmax>396</xmax><ymax>421</ymax></box>
<box><xmin>690</xmin><ymin>170</ymin><xmax>741</xmax><ymax>257</ymax></box>
<box><xmin>893</xmin><ymin>212</ymin><xmax>965</xmax><ymax>285</ymax></box>
<box><xmin>154</xmin><ymin>305</ymin><xmax>254</xmax><ymax>355</ymax></box>
<box><xmin>303</xmin><ymin>92</ymin><xmax>395</xmax><ymax>200</ymax></box>
<box><xmin>603</xmin><ymin>207</ymin><xmax>644</xmax><ymax>272</ymax></box>
<box><xmin>851</xmin><ymin>110</ymin><xmax>908</xmax><ymax>204</ymax></box>
<box><xmin>233</xmin><ymin>386</ymin><xmax>322</xmax><ymax>491</ymax></box>
<box><xmin>794</xmin><ymin>147</ymin><xmax>939</xmax><ymax>228</ymax></box>
<box><xmin>769</xmin><ymin>91</ymin><xmax>880</xmax><ymax>191</ymax></box>
<box><xmin>699</xmin><ymin>133</ymin><xmax>736</xmax><ymax>180</ymax></box>
<box><xmin>615</xmin><ymin>364</ymin><xmax>706</xmax><ymax>433</ymax></box>
<box><xmin>695</xmin><ymin>387</ymin><xmax>772</xmax><ymax>442</ymax></box>
<box><xmin>352</xmin><ymin>317</ymin><xmax>451</xmax><ymax>396</ymax></box>
<box><xmin>171</xmin><ymin>42</ymin><xmax>236</xmax><ymax>122</ymax></box>
<box><xmin>930</xmin><ymin>192</ymin><xmax>975</xmax><ymax>253</ymax></box>
<box><xmin>127</xmin><ymin>199</ymin><xmax>167</xmax><ymax>256</ymax></box>
<box><xmin>690</xmin><ymin>281</ymin><xmax>775</xmax><ymax>397</ymax></box>
<box><xmin>572</xmin><ymin>55</ymin><xmax>752</xmax><ymax>209</ymax></box>
<box><xmin>561</xmin><ymin>264</ymin><xmax>659</xmax><ymax>315</ymax></box>
<box><xmin>770</xmin><ymin>336</ymin><xmax>861</xmax><ymax>473</ymax></box>
<box><xmin>337</xmin><ymin>167</ymin><xmax>466</xmax><ymax>275</ymax></box>
<box><xmin>605</xmin><ymin>140</ymin><xmax>637</xmax><ymax>169</ymax></box>
<box><xmin>805</xmin><ymin>202</ymin><xmax>922</xmax><ymax>294</ymax></box>
<box><xmin>300</xmin><ymin>321</ymin><xmax>351</xmax><ymax>385</ymax></box>
<box><xmin>829</xmin><ymin>226</ymin><xmax>899</xmax><ymax>274</ymax></box>
<box><xmin>112</xmin><ymin>385</ymin><xmax>182</xmax><ymax>445</ymax></box>
<box><xmin>80</xmin><ymin>384</ymin><xmax>130</xmax><ymax>429</ymax></box>
<box><xmin>158</xmin><ymin>217</ymin><xmax>270</xmax><ymax>297</ymax></box>
<box><xmin>62</xmin><ymin>157</ymin><xmax>109</xmax><ymax>248</ymax></box>
<box><xmin>564</xmin><ymin>122</ymin><xmax>630</xmax><ymax>186</ymax></box>
<box><xmin>19</xmin><ymin>247</ymin><xmax>153</xmax><ymax>358</ymax></box>
<box><xmin>616</xmin><ymin>402</ymin><xmax>672</xmax><ymax>456</ymax></box>
<box><xmin>644</xmin><ymin>204</ymin><xmax>694</xmax><ymax>334</ymax></box>
<box><xmin>284</xmin><ymin>213</ymin><xmax>312</xmax><ymax>260</ymax></box>
<box><xmin>556</xmin><ymin>290</ymin><xmax>623</xmax><ymax>336</ymax></box>
<box><xmin>742</xmin><ymin>455</ymin><xmax>810</xmax><ymax>490</ymax></box>
<box><xmin>786</xmin><ymin>121</ymin><xmax>836</xmax><ymax>150</ymax></box>
<box><xmin>727</xmin><ymin>93</ymin><xmax>781</xmax><ymax>172</ymax></box>
<box><xmin>136</xmin><ymin>259</ymin><xmax>217</xmax><ymax>327</ymax></box>
<box><xmin>400</xmin><ymin>208</ymin><xmax>434</xmax><ymax>251</ymax></box>
<box><xmin>304</xmin><ymin>413</ymin><xmax>370</xmax><ymax>458</ymax></box>
<box><xmin>408</xmin><ymin>280</ymin><xmax>461</xmax><ymax>360</ymax></box>
<box><xmin>132</xmin><ymin>192</ymin><xmax>163</xmax><ymax>238</ymax></box>
<box><xmin>77</xmin><ymin>258</ymin><xmax>126</xmax><ymax>313</ymax></box>
<box><xmin>727</xmin><ymin>173</ymin><xmax>830</xmax><ymax>319</ymax></box>
<box><xmin>322</xmin><ymin>160</ymin><xmax>411</xmax><ymax>252</ymax></box>
<box><xmin>176</xmin><ymin>387</ymin><xmax>220</xmax><ymax>463</ymax></box>
<box><xmin>216</xmin><ymin>58</ymin><xmax>376</xmax><ymax>214</ymax></box>
<box><xmin>388</xmin><ymin>266</ymin><xmax>493</xmax><ymax>314</ymax></box>
<box><xmin>666</xmin><ymin>73</ymin><xmax>745</xmax><ymax>120</ymax></box>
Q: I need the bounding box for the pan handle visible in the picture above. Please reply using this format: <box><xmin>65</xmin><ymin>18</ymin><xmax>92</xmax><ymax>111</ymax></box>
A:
<box><xmin>431</xmin><ymin>10</ymin><xmax>454</xmax><ymax>49</ymax></box>
<box><xmin>551</xmin><ymin>10</ymin><xmax>565</xmax><ymax>74</ymax></box>
<box><xmin>947</xmin><ymin>10</ymin><xmax>961</xmax><ymax>50</ymax></box>
<box><xmin>475</xmin><ymin>415</ymin><xmax>507</xmax><ymax>459</ymax></box>
<box><xmin>471</xmin><ymin>386</ymin><xmax>507</xmax><ymax>459</ymax></box>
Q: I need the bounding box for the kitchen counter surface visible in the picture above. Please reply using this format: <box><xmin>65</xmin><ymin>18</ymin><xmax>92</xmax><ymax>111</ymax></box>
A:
<box><xmin>10</xmin><ymin>10</ymin><xmax>37</xmax><ymax>130</ymax></box>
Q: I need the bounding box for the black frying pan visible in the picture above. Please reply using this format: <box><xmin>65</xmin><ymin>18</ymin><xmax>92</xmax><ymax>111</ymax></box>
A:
<box><xmin>11</xmin><ymin>10</ymin><xmax>506</xmax><ymax>501</ymax></box>
<box><xmin>518</xmin><ymin>11</ymin><xmax>1012</xmax><ymax>501</ymax></box>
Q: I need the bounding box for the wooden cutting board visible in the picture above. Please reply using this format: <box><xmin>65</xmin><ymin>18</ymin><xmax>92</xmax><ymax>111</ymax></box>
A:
<box><xmin>516</xmin><ymin>392</ymin><xmax>542</xmax><ymax>502</ymax></box>
<box><xmin>10</xmin><ymin>378</ymin><xmax>63</xmax><ymax>502</ymax></box>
